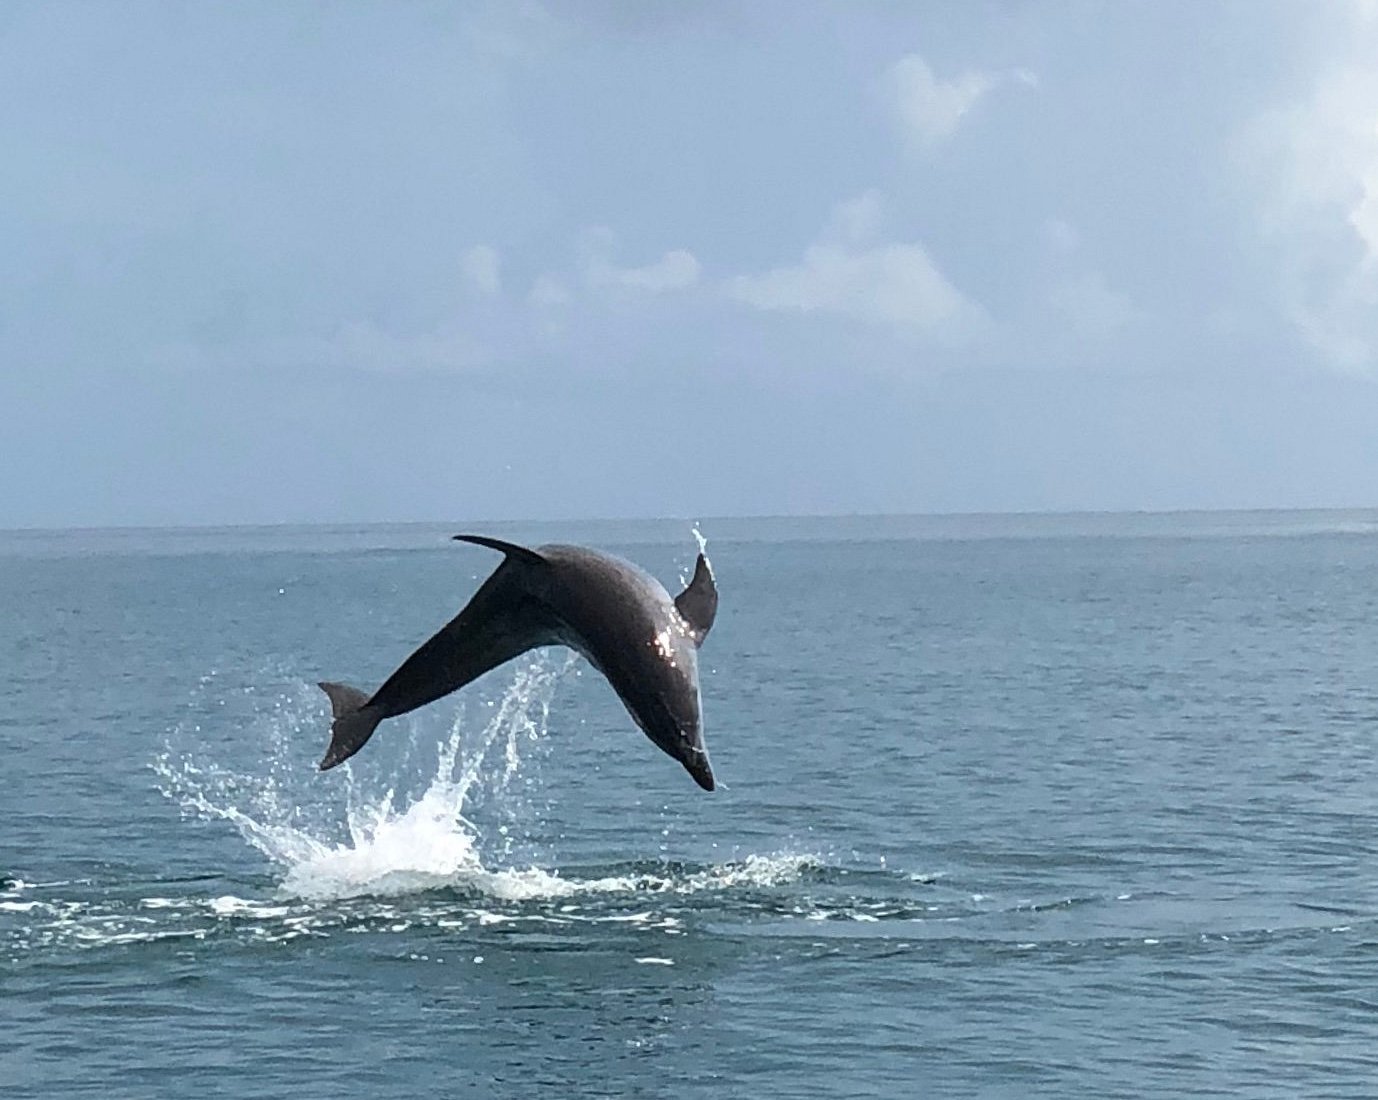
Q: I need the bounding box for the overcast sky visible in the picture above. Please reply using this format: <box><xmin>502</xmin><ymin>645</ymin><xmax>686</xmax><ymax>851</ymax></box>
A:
<box><xmin>5</xmin><ymin>1</ymin><xmax>1378</xmax><ymax>527</ymax></box>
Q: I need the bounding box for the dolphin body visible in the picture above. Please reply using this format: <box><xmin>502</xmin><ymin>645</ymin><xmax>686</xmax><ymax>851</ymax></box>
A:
<box><xmin>317</xmin><ymin>535</ymin><xmax>719</xmax><ymax>790</ymax></box>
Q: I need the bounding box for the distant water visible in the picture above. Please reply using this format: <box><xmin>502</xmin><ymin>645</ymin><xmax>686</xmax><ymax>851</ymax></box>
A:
<box><xmin>6</xmin><ymin>512</ymin><xmax>1378</xmax><ymax>1098</ymax></box>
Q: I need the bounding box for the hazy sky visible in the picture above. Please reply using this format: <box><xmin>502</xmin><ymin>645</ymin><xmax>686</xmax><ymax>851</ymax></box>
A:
<box><xmin>5</xmin><ymin>1</ymin><xmax>1378</xmax><ymax>527</ymax></box>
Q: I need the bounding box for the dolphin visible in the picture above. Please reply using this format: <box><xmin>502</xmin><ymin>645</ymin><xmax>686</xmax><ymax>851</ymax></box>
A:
<box><xmin>317</xmin><ymin>535</ymin><xmax>719</xmax><ymax>790</ymax></box>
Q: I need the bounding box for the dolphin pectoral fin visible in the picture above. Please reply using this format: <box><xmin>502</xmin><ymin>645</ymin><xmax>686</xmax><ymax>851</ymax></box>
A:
<box><xmin>674</xmin><ymin>553</ymin><xmax>717</xmax><ymax>646</ymax></box>
<box><xmin>451</xmin><ymin>534</ymin><xmax>547</xmax><ymax>568</ymax></box>
<box><xmin>318</xmin><ymin>681</ymin><xmax>384</xmax><ymax>770</ymax></box>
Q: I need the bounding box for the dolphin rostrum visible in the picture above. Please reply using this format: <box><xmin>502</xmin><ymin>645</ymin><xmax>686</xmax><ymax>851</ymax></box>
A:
<box><xmin>317</xmin><ymin>536</ymin><xmax>719</xmax><ymax>790</ymax></box>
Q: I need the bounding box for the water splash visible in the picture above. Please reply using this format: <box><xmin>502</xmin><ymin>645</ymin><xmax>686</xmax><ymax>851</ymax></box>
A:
<box><xmin>154</xmin><ymin>653</ymin><xmax>576</xmax><ymax>901</ymax></box>
<box><xmin>130</xmin><ymin>639</ymin><xmax>841</xmax><ymax>959</ymax></box>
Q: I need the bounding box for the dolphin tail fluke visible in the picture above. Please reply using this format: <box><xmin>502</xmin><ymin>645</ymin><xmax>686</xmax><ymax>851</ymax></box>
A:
<box><xmin>317</xmin><ymin>681</ymin><xmax>382</xmax><ymax>771</ymax></box>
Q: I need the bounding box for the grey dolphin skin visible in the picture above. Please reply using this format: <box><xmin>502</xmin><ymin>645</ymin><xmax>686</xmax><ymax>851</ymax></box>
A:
<box><xmin>317</xmin><ymin>536</ymin><xmax>719</xmax><ymax>790</ymax></box>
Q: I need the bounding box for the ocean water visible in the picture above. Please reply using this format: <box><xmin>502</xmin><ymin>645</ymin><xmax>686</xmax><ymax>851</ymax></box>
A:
<box><xmin>5</xmin><ymin>511</ymin><xmax>1378</xmax><ymax>1098</ymax></box>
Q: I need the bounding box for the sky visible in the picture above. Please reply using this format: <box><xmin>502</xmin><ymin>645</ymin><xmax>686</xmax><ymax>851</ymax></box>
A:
<box><xmin>5</xmin><ymin>1</ymin><xmax>1378</xmax><ymax>527</ymax></box>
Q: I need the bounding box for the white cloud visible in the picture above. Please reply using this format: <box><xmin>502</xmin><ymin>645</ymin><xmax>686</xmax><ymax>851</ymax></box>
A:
<box><xmin>726</xmin><ymin>195</ymin><xmax>980</xmax><ymax>337</ymax></box>
<box><xmin>595</xmin><ymin>248</ymin><xmax>701</xmax><ymax>292</ymax></box>
<box><xmin>579</xmin><ymin>227</ymin><xmax>701</xmax><ymax>293</ymax></box>
<box><xmin>460</xmin><ymin>244</ymin><xmax>501</xmax><ymax>295</ymax></box>
<box><xmin>1241</xmin><ymin>11</ymin><xmax>1378</xmax><ymax>372</ymax></box>
<box><xmin>878</xmin><ymin>54</ymin><xmax>1034</xmax><ymax>149</ymax></box>
<box><xmin>824</xmin><ymin>189</ymin><xmax>886</xmax><ymax>246</ymax></box>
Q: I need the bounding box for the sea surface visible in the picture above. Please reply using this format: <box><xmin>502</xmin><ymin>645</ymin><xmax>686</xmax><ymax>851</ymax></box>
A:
<box><xmin>5</xmin><ymin>511</ymin><xmax>1378</xmax><ymax>1098</ymax></box>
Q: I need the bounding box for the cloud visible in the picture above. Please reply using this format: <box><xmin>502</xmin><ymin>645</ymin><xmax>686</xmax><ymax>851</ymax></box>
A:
<box><xmin>460</xmin><ymin>244</ymin><xmax>501</xmax><ymax>295</ymax></box>
<box><xmin>579</xmin><ymin>227</ymin><xmax>702</xmax><ymax>293</ymax></box>
<box><xmin>824</xmin><ymin>189</ymin><xmax>886</xmax><ymax>246</ymax></box>
<box><xmin>725</xmin><ymin>194</ymin><xmax>980</xmax><ymax>337</ymax></box>
<box><xmin>596</xmin><ymin>248</ymin><xmax>701</xmax><ymax>292</ymax></box>
<box><xmin>878</xmin><ymin>53</ymin><xmax>1034</xmax><ymax>149</ymax></box>
<box><xmin>1354</xmin><ymin>0</ymin><xmax>1378</xmax><ymax>23</ymax></box>
<box><xmin>1240</xmin><ymin>11</ymin><xmax>1378</xmax><ymax>372</ymax></box>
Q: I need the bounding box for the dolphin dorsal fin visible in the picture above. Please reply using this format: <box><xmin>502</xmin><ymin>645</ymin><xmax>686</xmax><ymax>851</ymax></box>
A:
<box><xmin>674</xmin><ymin>553</ymin><xmax>717</xmax><ymax>646</ymax></box>
<box><xmin>451</xmin><ymin>534</ymin><xmax>547</xmax><ymax>568</ymax></box>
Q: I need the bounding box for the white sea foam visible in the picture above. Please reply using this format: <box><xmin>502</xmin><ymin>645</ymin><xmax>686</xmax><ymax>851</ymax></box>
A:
<box><xmin>208</xmin><ymin>896</ymin><xmax>292</xmax><ymax>918</ymax></box>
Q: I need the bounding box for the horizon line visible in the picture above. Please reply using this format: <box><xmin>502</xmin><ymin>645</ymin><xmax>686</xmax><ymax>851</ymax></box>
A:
<box><xmin>5</xmin><ymin>503</ymin><xmax>1378</xmax><ymax>538</ymax></box>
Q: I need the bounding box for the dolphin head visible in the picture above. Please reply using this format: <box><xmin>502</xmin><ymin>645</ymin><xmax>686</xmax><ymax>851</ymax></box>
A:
<box><xmin>611</xmin><ymin>624</ymin><xmax>716</xmax><ymax>791</ymax></box>
<box><xmin>504</xmin><ymin>540</ymin><xmax>720</xmax><ymax>792</ymax></box>
<box><xmin>681</xmin><ymin>745</ymin><xmax>716</xmax><ymax>792</ymax></box>
<box><xmin>642</xmin><ymin>709</ymin><xmax>714</xmax><ymax>792</ymax></box>
<box><xmin>635</xmin><ymin>695</ymin><xmax>716</xmax><ymax>792</ymax></box>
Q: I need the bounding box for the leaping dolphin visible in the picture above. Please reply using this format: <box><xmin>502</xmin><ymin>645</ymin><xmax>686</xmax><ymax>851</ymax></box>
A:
<box><xmin>317</xmin><ymin>536</ymin><xmax>719</xmax><ymax>790</ymax></box>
